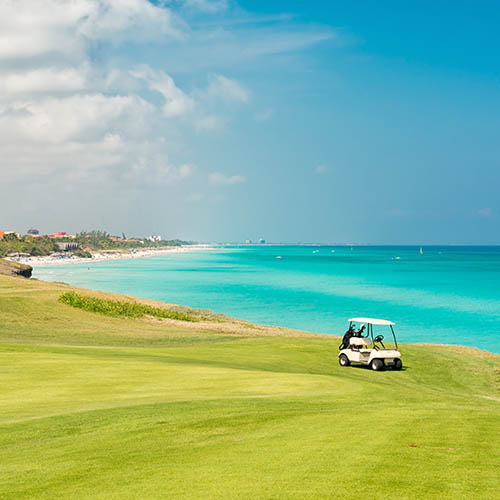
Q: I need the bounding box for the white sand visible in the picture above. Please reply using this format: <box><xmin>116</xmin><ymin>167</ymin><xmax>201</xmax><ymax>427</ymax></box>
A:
<box><xmin>10</xmin><ymin>245</ymin><xmax>214</xmax><ymax>267</ymax></box>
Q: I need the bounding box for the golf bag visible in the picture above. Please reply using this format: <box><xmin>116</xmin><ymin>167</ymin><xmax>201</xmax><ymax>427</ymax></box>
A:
<box><xmin>339</xmin><ymin>329</ymin><xmax>354</xmax><ymax>350</ymax></box>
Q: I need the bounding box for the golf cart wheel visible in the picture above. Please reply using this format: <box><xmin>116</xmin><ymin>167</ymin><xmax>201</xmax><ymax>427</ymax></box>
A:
<box><xmin>339</xmin><ymin>354</ymin><xmax>350</xmax><ymax>367</ymax></box>
<box><xmin>392</xmin><ymin>358</ymin><xmax>403</xmax><ymax>371</ymax></box>
<box><xmin>370</xmin><ymin>358</ymin><xmax>384</xmax><ymax>371</ymax></box>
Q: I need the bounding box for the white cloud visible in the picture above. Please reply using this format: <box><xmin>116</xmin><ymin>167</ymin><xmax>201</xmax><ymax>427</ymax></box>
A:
<box><xmin>0</xmin><ymin>0</ymin><xmax>184</xmax><ymax>63</ymax></box>
<box><xmin>0</xmin><ymin>67</ymin><xmax>88</xmax><ymax>96</ymax></box>
<box><xmin>133</xmin><ymin>67</ymin><xmax>247</xmax><ymax>127</ymax></box>
<box><xmin>477</xmin><ymin>208</ymin><xmax>492</xmax><ymax>217</ymax></box>
<box><xmin>209</xmin><ymin>172</ymin><xmax>246</xmax><ymax>185</ymax></box>
<box><xmin>77</xmin><ymin>0</ymin><xmax>184</xmax><ymax>42</ymax></box>
<box><xmin>0</xmin><ymin>94</ymin><xmax>153</xmax><ymax>144</ymax></box>
<box><xmin>204</xmin><ymin>74</ymin><xmax>249</xmax><ymax>103</ymax></box>
<box><xmin>0</xmin><ymin>0</ymin><xmax>335</xmax><ymax>232</ymax></box>
<box><xmin>0</xmin><ymin>0</ymin><xmax>252</xmax><ymax>197</ymax></box>
<box><xmin>239</xmin><ymin>29</ymin><xmax>335</xmax><ymax>58</ymax></box>
<box><xmin>131</xmin><ymin>67</ymin><xmax>195</xmax><ymax>117</ymax></box>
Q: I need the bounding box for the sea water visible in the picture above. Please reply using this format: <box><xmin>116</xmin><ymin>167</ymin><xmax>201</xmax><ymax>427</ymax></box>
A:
<box><xmin>34</xmin><ymin>246</ymin><xmax>500</xmax><ymax>353</ymax></box>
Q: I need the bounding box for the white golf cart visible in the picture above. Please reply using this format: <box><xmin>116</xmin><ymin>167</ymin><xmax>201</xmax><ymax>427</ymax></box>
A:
<box><xmin>338</xmin><ymin>317</ymin><xmax>402</xmax><ymax>371</ymax></box>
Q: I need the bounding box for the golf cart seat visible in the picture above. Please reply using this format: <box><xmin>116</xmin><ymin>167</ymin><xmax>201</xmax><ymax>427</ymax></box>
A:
<box><xmin>349</xmin><ymin>337</ymin><xmax>372</xmax><ymax>347</ymax></box>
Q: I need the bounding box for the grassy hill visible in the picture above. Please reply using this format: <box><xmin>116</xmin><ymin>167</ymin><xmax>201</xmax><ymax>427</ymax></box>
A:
<box><xmin>0</xmin><ymin>274</ymin><xmax>499</xmax><ymax>499</ymax></box>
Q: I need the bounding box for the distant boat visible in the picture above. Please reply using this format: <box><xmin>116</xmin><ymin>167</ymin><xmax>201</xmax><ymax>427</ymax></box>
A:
<box><xmin>276</xmin><ymin>256</ymin><xmax>282</xmax><ymax>259</ymax></box>
<box><xmin>331</xmin><ymin>249</ymin><xmax>335</xmax><ymax>253</ymax></box>
<box><xmin>419</xmin><ymin>247</ymin><xmax>423</xmax><ymax>255</ymax></box>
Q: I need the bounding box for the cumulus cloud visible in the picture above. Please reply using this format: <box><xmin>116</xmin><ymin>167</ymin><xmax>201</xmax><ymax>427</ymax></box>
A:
<box><xmin>0</xmin><ymin>0</ymin><xmax>334</xmax><ymax>233</ymax></box>
<box><xmin>131</xmin><ymin>67</ymin><xmax>195</xmax><ymax>117</ymax></box>
<box><xmin>0</xmin><ymin>0</ymin><xmax>183</xmax><ymax>64</ymax></box>
<box><xmin>0</xmin><ymin>0</ymin><xmax>251</xmax><ymax>197</ymax></box>
<box><xmin>0</xmin><ymin>67</ymin><xmax>88</xmax><ymax>96</ymax></box>
<box><xmin>209</xmin><ymin>172</ymin><xmax>246</xmax><ymax>185</ymax></box>
<box><xmin>132</xmin><ymin>67</ymin><xmax>248</xmax><ymax>127</ymax></box>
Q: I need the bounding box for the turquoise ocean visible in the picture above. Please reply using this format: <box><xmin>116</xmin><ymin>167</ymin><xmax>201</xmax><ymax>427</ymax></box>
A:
<box><xmin>34</xmin><ymin>245</ymin><xmax>500</xmax><ymax>353</ymax></box>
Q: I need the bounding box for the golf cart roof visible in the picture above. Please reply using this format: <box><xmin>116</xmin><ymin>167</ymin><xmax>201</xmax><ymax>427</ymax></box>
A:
<box><xmin>348</xmin><ymin>317</ymin><xmax>395</xmax><ymax>326</ymax></box>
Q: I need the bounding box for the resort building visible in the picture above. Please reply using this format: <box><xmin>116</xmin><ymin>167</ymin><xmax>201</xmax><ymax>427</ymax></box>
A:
<box><xmin>0</xmin><ymin>231</ymin><xmax>20</xmax><ymax>239</ymax></box>
<box><xmin>49</xmin><ymin>232</ymin><xmax>76</xmax><ymax>239</ymax></box>
<box><xmin>56</xmin><ymin>242</ymin><xmax>79</xmax><ymax>251</ymax></box>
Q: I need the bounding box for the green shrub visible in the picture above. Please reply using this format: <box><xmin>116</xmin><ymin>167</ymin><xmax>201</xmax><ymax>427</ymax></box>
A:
<box><xmin>59</xmin><ymin>292</ymin><xmax>198</xmax><ymax>322</ymax></box>
<box><xmin>72</xmin><ymin>249</ymin><xmax>92</xmax><ymax>258</ymax></box>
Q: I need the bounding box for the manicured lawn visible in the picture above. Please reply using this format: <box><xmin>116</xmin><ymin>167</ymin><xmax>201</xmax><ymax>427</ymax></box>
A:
<box><xmin>0</xmin><ymin>275</ymin><xmax>499</xmax><ymax>499</ymax></box>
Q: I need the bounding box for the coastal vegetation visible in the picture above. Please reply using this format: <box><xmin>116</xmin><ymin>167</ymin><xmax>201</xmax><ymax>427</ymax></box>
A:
<box><xmin>59</xmin><ymin>291</ymin><xmax>201</xmax><ymax>322</ymax></box>
<box><xmin>0</xmin><ymin>233</ymin><xmax>59</xmax><ymax>257</ymax></box>
<box><xmin>74</xmin><ymin>230</ymin><xmax>190</xmax><ymax>251</ymax></box>
<box><xmin>0</xmin><ymin>229</ymin><xmax>191</xmax><ymax>258</ymax></box>
<box><xmin>1</xmin><ymin>274</ymin><xmax>499</xmax><ymax>499</ymax></box>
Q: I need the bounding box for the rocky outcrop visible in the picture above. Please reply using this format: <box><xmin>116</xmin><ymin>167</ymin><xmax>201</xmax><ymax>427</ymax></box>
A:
<box><xmin>0</xmin><ymin>259</ymin><xmax>32</xmax><ymax>278</ymax></box>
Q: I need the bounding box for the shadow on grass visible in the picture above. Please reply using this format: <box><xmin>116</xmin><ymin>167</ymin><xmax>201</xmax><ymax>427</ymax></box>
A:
<box><xmin>344</xmin><ymin>364</ymin><xmax>410</xmax><ymax>372</ymax></box>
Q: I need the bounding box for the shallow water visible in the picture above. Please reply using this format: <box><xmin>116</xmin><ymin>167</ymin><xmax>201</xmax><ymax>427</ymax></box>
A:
<box><xmin>34</xmin><ymin>245</ymin><xmax>500</xmax><ymax>353</ymax></box>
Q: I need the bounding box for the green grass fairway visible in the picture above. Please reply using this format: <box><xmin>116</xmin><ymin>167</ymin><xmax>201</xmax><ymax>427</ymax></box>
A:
<box><xmin>1</xmin><ymin>275</ymin><xmax>499</xmax><ymax>499</ymax></box>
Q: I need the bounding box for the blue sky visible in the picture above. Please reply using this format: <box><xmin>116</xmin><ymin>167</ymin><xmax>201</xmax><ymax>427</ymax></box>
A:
<box><xmin>1</xmin><ymin>0</ymin><xmax>499</xmax><ymax>243</ymax></box>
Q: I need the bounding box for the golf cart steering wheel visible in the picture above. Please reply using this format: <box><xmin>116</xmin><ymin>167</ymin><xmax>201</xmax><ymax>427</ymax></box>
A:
<box><xmin>373</xmin><ymin>335</ymin><xmax>385</xmax><ymax>350</ymax></box>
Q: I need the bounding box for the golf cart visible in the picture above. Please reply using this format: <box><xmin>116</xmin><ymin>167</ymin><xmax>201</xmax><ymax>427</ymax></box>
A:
<box><xmin>338</xmin><ymin>317</ymin><xmax>402</xmax><ymax>371</ymax></box>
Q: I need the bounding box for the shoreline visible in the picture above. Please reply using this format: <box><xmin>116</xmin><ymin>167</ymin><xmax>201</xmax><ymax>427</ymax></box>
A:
<box><xmin>8</xmin><ymin>244</ymin><xmax>215</xmax><ymax>267</ymax></box>
<box><xmin>2</xmin><ymin>262</ymin><xmax>499</xmax><ymax>356</ymax></box>
<box><xmin>10</xmin><ymin>246</ymin><xmax>500</xmax><ymax>356</ymax></box>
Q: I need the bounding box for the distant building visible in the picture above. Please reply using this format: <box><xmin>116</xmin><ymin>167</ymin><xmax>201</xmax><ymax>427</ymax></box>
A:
<box><xmin>245</xmin><ymin>239</ymin><xmax>252</xmax><ymax>244</ymax></box>
<box><xmin>0</xmin><ymin>231</ymin><xmax>20</xmax><ymax>239</ymax></box>
<box><xmin>49</xmin><ymin>232</ymin><xmax>75</xmax><ymax>239</ymax></box>
<box><xmin>146</xmin><ymin>235</ymin><xmax>162</xmax><ymax>242</ymax></box>
<box><xmin>259</xmin><ymin>238</ymin><xmax>266</xmax><ymax>244</ymax></box>
<box><xmin>57</xmin><ymin>242</ymin><xmax>78</xmax><ymax>251</ymax></box>
<box><xmin>27</xmin><ymin>228</ymin><xmax>40</xmax><ymax>235</ymax></box>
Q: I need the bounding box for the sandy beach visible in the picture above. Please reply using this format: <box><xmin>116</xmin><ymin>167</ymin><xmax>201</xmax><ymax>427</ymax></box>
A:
<box><xmin>8</xmin><ymin>245</ymin><xmax>214</xmax><ymax>267</ymax></box>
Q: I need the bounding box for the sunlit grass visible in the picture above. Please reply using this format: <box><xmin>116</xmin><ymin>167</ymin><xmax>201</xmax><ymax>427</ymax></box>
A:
<box><xmin>0</xmin><ymin>274</ymin><xmax>499</xmax><ymax>499</ymax></box>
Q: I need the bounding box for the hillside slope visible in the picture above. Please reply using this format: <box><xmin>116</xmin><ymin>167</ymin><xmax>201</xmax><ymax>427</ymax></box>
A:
<box><xmin>0</xmin><ymin>274</ymin><xmax>499</xmax><ymax>499</ymax></box>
